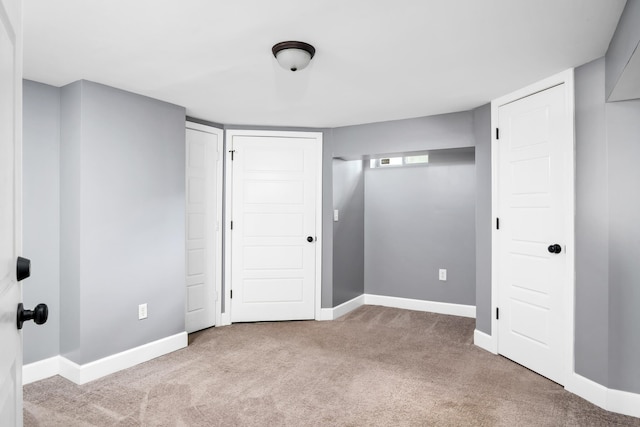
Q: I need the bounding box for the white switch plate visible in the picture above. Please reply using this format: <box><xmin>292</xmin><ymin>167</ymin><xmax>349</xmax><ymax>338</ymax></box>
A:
<box><xmin>439</xmin><ymin>269</ymin><xmax>447</xmax><ymax>281</ymax></box>
<box><xmin>138</xmin><ymin>303</ymin><xmax>148</xmax><ymax>320</ymax></box>
<box><xmin>334</xmin><ymin>209</ymin><xmax>339</xmax><ymax>221</ymax></box>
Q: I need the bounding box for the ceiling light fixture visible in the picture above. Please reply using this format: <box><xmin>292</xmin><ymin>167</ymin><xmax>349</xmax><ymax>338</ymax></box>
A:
<box><xmin>272</xmin><ymin>41</ymin><xmax>316</xmax><ymax>72</ymax></box>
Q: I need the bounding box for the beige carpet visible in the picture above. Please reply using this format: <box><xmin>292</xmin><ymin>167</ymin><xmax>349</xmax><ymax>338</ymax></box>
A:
<box><xmin>24</xmin><ymin>305</ymin><xmax>640</xmax><ymax>426</ymax></box>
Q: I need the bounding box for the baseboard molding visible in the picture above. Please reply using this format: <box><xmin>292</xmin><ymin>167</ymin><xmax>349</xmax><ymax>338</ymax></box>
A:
<box><xmin>566</xmin><ymin>373</ymin><xmax>640</xmax><ymax>418</ymax></box>
<box><xmin>364</xmin><ymin>294</ymin><xmax>476</xmax><ymax>318</ymax></box>
<box><xmin>318</xmin><ymin>295</ymin><xmax>365</xmax><ymax>321</ymax></box>
<box><xmin>25</xmin><ymin>332</ymin><xmax>187</xmax><ymax>386</ymax></box>
<box><xmin>23</xmin><ymin>356</ymin><xmax>61</xmax><ymax>385</ymax></box>
<box><xmin>473</xmin><ymin>329</ymin><xmax>497</xmax><ymax>354</ymax></box>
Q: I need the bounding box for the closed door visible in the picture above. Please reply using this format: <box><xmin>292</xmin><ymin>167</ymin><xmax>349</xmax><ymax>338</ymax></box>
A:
<box><xmin>229</xmin><ymin>132</ymin><xmax>319</xmax><ymax>322</ymax></box>
<box><xmin>185</xmin><ymin>124</ymin><xmax>223</xmax><ymax>333</ymax></box>
<box><xmin>0</xmin><ymin>0</ymin><xmax>23</xmax><ymax>423</ymax></box>
<box><xmin>496</xmin><ymin>83</ymin><xmax>570</xmax><ymax>384</ymax></box>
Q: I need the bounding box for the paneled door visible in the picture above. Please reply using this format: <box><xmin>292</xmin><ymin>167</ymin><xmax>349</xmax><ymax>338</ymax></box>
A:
<box><xmin>0</xmin><ymin>0</ymin><xmax>23</xmax><ymax>424</ymax></box>
<box><xmin>228</xmin><ymin>131</ymin><xmax>321</xmax><ymax>322</ymax></box>
<box><xmin>185</xmin><ymin>123</ymin><xmax>223</xmax><ymax>333</ymax></box>
<box><xmin>496</xmin><ymin>81</ymin><xmax>572</xmax><ymax>385</ymax></box>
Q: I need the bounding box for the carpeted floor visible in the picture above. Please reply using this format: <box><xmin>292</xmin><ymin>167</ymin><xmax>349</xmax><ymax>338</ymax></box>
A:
<box><xmin>23</xmin><ymin>305</ymin><xmax>640</xmax><ymax>426</ymax></box>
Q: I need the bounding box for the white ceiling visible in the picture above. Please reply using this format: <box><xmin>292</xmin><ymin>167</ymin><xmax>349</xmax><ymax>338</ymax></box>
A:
<box><xmin>23</xmin><ymin>0</ymin><xmax>626</xmax><ymax>128</ymax></box>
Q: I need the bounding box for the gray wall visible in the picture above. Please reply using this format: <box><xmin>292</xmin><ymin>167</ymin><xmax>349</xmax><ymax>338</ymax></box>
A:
<box><xmin>22</xmin><ymin>80</ymin><xmax>61</xmax><ymax>364</ymax></box>
<box><xmin>332</xmin><ymin>159</ymin><xmax>365</xmax><ymax>306</ymax></box>
<box><xmin>59</xmin><ymin>81</ymin><xmax>82</xmax><ymax>359</ymax></box>
<box><xmin>60</xmin><ymin>80</ymin><xmax>186</xmax><ymax>364</ymax></box>
<box><xmin>327</xmin><ymin>112</ymin><xmax>476</xmax><ymax>307</ymax></box>
<box><xmin>605</xmin><ymin>0</ymin><xmax>640</xmax><ymax>100</ymax></box>
<box><xmin>364</xmin><ymin>150</ymin><xmax>475</xmax><ymax>304</ymax></box>
<box><xmin>575</xmin><ymin>58</ymin><xmax>610</xmax><ymax>387</ymax></box>
<box><xmin>473</xmin><ymin>104</ymin><xmax>492</xmax><ymax>334</ymax></box>
<box><xmin>606</xmin><ymin>97</ymin><xmax>640</xmax><ymax>393</ymax></box>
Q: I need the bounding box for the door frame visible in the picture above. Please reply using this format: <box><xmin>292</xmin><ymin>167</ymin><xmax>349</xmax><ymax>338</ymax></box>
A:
<box><xmin>490</xmin><ymin>68</ymin><xmax>575</xmax><ymax>385</ymax></box>
<box><xmin>223</xmin><ymin>129</ymin><xmax>323</xmax><ymax>325</ymax></box>
<box><xmin>185</xmin><ymin>121</ymin><xmax>224</xmax><ymax>328</ymax></box>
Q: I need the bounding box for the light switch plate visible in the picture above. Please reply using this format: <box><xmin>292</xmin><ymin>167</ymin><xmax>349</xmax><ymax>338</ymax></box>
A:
<box><xmin>439</xmin><ymin>269</ymin><xmax>447</xmax><ymax>281</ymax></box>
<box><xmin>138</xmin><ymin>303</ymin><xmax>148</xmax><ymax>320</ymax></box>
<box><xmin>334</xmin><ymin>209</ymin><xmax>339</xmax><ymax>222</ymax></box>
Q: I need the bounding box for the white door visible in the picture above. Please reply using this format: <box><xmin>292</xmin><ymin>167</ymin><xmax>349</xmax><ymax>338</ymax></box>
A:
<box><xmin>229</xmin><ymin>132</ymin><xmax>320</xmax><ymax>322</ymax></box>
<box><xmin>0</xmin><ymin>0</ymin><xmax>23</xmax><ymax>424</ymax></box>
<box><xmin>496</xmin><ymin>83</ymin><xmax>571</xmax><ymax>384</ymax></box>
<box><xmin>185</xmin><ymin>123</ymin><xmax>223</xmax><ymax>333</ymax></box>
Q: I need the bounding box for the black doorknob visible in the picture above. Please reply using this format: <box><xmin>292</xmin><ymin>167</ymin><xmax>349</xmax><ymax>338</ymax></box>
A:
<box><xmin>307</xmin><ymin>236</ymin><xmax>314</xmax><ymax>243</ymax></box>
<box><xmin>17</xmin><ymin>303</ymin><xmax>48</xmax><ymax>330</ymax></box>
<box><xmin>17</xmin><ymin>256</ymin><xmax>31</xmax><ymax>282</ymax></box>
<box><xmin>547</xmin><ymin>244</ymin><xmax>562</xmax><ymax>254</ymax></box>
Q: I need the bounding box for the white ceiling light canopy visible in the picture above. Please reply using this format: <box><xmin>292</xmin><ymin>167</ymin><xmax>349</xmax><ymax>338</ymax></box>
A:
<box><xmin>272</xmin><ymin>41</ymin><xmax>316</xmax><ymax>72</ymax></box>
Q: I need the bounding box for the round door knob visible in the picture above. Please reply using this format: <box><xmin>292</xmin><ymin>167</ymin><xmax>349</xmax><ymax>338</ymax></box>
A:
<box><xmin>307</xmin><ymin>236</ymin><xmax>314</xmax><ymax>243</ymax></box>
<box><xmin>17</xmin><ymin>303</ymin><xmax>49</xmax><ymax>330</ymax></box>
<box><xmin>547</xmin><ymin>244</ymin><xmax>562</xmax><ymax>254</ymax></box>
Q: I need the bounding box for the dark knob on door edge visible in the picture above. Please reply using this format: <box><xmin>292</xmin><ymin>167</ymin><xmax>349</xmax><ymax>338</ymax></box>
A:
<box><xmin>307</xmin><ymin>236</ymin><xmax>314</xmax><ymax>243</ymax></box>
<box><xmin>17</xmin><ymin>303</ymin><xmax>48</xmax><ymax>330</ymax></box>
<box><xmin>548</xmin><ymin>244</ymin><xmax>562</xmax><ymax>254</ymax></box>
<box><xmin>16</xmin><ymin>256</ymin><xmax>31</xmax><ymax>282</ymax></box>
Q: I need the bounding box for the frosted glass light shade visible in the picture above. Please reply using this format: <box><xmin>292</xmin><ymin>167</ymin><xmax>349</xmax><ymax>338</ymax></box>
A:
<box><xmin>272</xmin><ymin>41</ymin><xmax>316</xmax><ymax>72</ymax></box>
<box><xmin>276</xmin><ymin>48</ymin><xmax>312</xmax><ymax>72</ymax></box>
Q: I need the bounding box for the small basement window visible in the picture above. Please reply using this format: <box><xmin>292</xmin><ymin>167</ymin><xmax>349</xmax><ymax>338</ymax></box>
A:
<box><xmin>369</xmin><ymin>154</ymin><xmax>429</xmax><ymax>168</ymax></box>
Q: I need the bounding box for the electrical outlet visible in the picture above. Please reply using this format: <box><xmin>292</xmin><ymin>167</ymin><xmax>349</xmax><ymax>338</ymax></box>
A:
<box><xmin>439</xmin><ymin>269</ymin><xmax>447</xmax><ymax>281</ymax></box>
<box><xmin>334</xmin><ymin>209</ymin><xmax>339</xmax><ymax>222</ymax></box>
<box><xmin>138</xmin><ymin>303</ymin><xmax>148</xmax><ymax>320</ymax></box>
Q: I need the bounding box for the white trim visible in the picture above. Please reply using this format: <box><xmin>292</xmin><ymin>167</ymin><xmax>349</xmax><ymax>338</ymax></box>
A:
<box><xmin>473</xmin><ymin>329</ymin><xmax>497</xmax><ymax>354</ymax></box>
<box><xmin>185</xmin><ymin>121</ymin><xmax>223</xmax><ymax>133</ymax></box>
<box><xmin>318</xmin><ymin>295</ymin><xmax>365</xmax><ymax>321</ymax></box>
<box><xmin>490</xmin><ymin>68</ymin><xmax>575</xmax><ymax>386</ymax></box>
<box><xmin>364</xmin><ymin>294</ymin><xmax>476</xmax><ymax>318</ymax></box>
<box><xmin>566</xmin><ymin>373</ymin><xmax>640</xmax><ymax>419</ymax></box>
<box><xmin>22</xmin><ymin>356</ymin><xmax>61</xmax><ymax>385</ymax></box>
<box><xmin>59</xmin><ymin>332</ymin><xmax>187</xmax><ymax>385</ymax></box>
<box><xmin>224</xmin><ymin>129</ymin><xmax>323</xmax><ymax>324</ymax></box>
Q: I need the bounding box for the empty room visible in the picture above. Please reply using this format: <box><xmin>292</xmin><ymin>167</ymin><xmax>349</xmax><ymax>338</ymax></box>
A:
<box><xmin>2</xmin><ymin>0</ymin><xmax>640</xmax><ymax>425</ymax></box>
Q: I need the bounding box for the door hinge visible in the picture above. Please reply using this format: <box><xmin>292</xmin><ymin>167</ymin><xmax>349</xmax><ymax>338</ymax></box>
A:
<box><xmin>231</xmin><ymin>220</ymin><xmax>233</xmax><ymax>230</ymax></box>
<box><xmin>496</xmin><ymin>307</ymin><xmax>500</xmax><ymax>320</ymax></box>
<box><xmin>230</xmin><ymin>290</ymin><xmax>233</xmax><ymax>299</ymax></box>
<box><xmin>496</xmin><ymin>128</ymin><xmax>500</xmax><ymax>140</ymax></box>
<box><xmin>496</xmin><ymin>217</ymin><xmax>500</xmax><ymax>230</ymax></box>
<box><xmin>229</xmin><ymin>149</ymin><xmax>236</xmax><ymax>161</ymax></box>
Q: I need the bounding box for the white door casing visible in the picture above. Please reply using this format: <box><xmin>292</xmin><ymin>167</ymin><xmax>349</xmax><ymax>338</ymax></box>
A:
<box><xmin>185</xmin><ymin>123</ymin><xmax>223</xmax><ymax>332</ymax></box>
<box><xmin>0</xmin><ymin>0</ymin><xmax>22</xmax><ymax>424</ymax></box>
<box><xmin>226</xmin><ymin>130</ymin><xmax>322</xmax><ymax>323</ymax></box>
<box><xmin>491</xmin><ymin>69</ymin><xmax>575</xmax><ymax>385</ymax></box>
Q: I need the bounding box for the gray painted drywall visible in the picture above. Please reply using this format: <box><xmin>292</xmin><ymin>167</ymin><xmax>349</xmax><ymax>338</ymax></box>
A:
<box><xmin>574</xmin><ymin>58</ymin><xmax>610</xmax><ymax>386</ymax></box>
<box><xmin>60</xmin><ymin>80</ymin><xmax>186</xmax><ymax>364</ymax></box>
<box><xmin>321</xmin><ymin>129</ymin><xmax>335</xmax><ymax>308</ymax></box>
<box><xmin>59</xmin><ymin>81</ymin><xmax>82</xmax><ymax>359</ymax></box>
<box><xmin>606</xmin><ymin>97</ymin><xmax>640</xmax><ymax>394</ymax></box>
<box><xmin>364</xmin><ymin>150</ymin><xmax>475</xmax><ymax>304</ymax></box>
<box><xmin>22</xmin><ymin>80</ymin><xmax>61</xmax><ymax>364</ymax></box>
<box><xmin>473</xmin><ymin>104</ymin><xmax>491</xmax><ymax>335</ymax></box>
<box><xmin>327</xmin><ymin>111</ymin><xmax>476</xmax><ymax>307</ymax></box>
<box><xmin>331</xmin><ymin>112</ymin><xmax>474</xmax><ymax>159</ymax></box>
<box><xmin>332</xmin><ymin>159</ymin><xmax>365</xmax><ymax>306</ymax></box>
<box><xmin>605</xmin><ymin>0</ymin><xmax>640</xmax><ymax>100</ymax></box>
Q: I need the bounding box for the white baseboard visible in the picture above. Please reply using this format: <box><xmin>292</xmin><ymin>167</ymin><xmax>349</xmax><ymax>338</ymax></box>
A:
<box><xmin>23</xmin><ymin>356</ymin><xmax>61</xmax><ymax>385</ymax></box>
<box><xmin>24</xmin><ymin>332</ymin><xmax>187</xmax><ymax>386</ymax></box>
<box><xmin>364</xmin><ymin>294</ymin><xmax>476</xmax><ymax>318</ymax></box>
<box><xmin>318</xmin><ymin>295</ymin><xmax>365</xmax><ymax>321</ymax></box>
<box><xmin>473</xmin><ymin>329</ymin><xmax>497</xmax><ymax>354</ymax></box>
<box><xmin>566</xmin><ymin>373</ymin><xmax>640</xmax><ymax>418</ymax></box>
<box><xmin>220</xmin><ymin>312</ymin><xmax>231</xmax><ymax>326</ymax></box>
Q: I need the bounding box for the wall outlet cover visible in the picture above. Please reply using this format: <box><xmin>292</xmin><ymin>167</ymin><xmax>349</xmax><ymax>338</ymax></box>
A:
<box><xmin>439</xmin><ymin>269</ymin><xmax>447</xmax><ymax>281</ymax></box>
